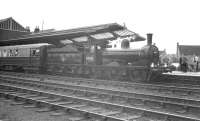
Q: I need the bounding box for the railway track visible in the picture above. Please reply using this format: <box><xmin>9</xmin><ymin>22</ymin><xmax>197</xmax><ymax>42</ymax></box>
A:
<box><xmin>0</xmin><ymin>72</ymin><xmax>200</xmax><ymax>120</ymax></box>
<box><xmin>155</xmin><ymin>73</ymin><xmax>200</xmax><ymax>85</ymax></box>
<box><xmin>2</xmin><ymin>71</ymin><xmax>200</xmax><ymax>88</ymax></box>
<box><xmin>2</xmin><ymin>71</ymin><xmax>200</xmax><ymax>99</ymax></box>
<box><xmin>0</xmin><ymin>82</ymin><xmax>197</xmax><ymax>121</ymax></box>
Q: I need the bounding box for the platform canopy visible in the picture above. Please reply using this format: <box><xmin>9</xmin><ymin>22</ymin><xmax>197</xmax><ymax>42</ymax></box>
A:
<box><xmin>0</xmin><ymin>23</ymin><xmax>145</xmax><ymax>47</ymax></box>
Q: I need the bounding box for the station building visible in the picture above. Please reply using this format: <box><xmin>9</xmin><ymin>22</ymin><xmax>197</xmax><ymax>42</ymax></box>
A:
<box><xmin>177</xmin><ymin>42</ymin><xmax>200</xmax><ymax>71</ymax></box>
<box><xmin>0</xmin><ymin>17</ymin><xmax>30</xmax><ymax>41</ymax></box>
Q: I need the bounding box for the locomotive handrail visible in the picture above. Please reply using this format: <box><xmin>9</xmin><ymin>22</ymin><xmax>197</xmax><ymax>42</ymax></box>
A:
<box><xmin>47</xmin><ymin>63</ymin><xmax>149</xmax><ymax>70</ymax></box>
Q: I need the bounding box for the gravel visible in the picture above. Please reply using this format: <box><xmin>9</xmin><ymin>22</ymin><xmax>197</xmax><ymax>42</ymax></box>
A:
<box><xmin>0</xmin><ymin>99</ymin><xmax>77</xmax><ymax>121</ymax></box>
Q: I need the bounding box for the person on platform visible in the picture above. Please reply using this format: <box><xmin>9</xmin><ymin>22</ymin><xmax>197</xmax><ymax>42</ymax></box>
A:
<box><xmin>194</xmin><ymin>56</ymin><xmax>199</xmax><ymax>72</ymax></box>
<box><xmin>182</xmin><ymin>61</ymin><xmax>188</xmax><ymax>72</ymax></box>
<box><xmin>179</xmin><ymin>57</ymin><xmax>182</xmax><ymax>71</ymax></box>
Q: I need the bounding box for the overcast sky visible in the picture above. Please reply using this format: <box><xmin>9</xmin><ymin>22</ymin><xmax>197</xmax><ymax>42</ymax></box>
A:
<box><xmin>1</xmin><ymin>0</ymin><xmax>200</xmax><ymax>54</ymax></box>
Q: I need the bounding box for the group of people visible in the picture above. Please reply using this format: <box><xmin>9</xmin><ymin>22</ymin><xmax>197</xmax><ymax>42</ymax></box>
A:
<box><xmin>179</xmin><ymin>56</ymin><xmax>199</xmax><ymax>72</ymax></box>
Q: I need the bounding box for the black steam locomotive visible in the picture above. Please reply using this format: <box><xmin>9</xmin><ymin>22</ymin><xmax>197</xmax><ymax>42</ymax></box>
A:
<box><xmin>0</xmin><ymin>34</ymin><xmax>159</xmax><ymax>82</ymax></box>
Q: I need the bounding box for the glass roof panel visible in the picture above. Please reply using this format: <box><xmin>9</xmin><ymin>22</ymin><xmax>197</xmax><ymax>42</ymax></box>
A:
<box><xmin>90</xmin><ymin>32</ymin><xmax>114</xmax><ymax>40</ymax></box>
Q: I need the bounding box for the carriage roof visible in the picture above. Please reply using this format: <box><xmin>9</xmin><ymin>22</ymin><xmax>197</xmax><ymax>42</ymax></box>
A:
<box><xmin>0</xmin><ymin>43</ymin><xmax>49</xmax><ymax>50</ymax></box>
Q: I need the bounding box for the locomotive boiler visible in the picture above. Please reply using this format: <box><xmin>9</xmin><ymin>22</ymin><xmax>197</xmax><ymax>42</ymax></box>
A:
<box><xmin>102</xmin><ymin>34</ymin><xmax>159</xmax><ymax>67</ymax></box>
<box><xmin>0</xmin><ymin>34</ymin><xmax>159</xmax><ymax>82</ymax></box>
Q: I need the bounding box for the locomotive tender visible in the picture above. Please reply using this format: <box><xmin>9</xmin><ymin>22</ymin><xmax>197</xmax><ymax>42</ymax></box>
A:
<box><xmin>0</xmin><ymin>33</ymin><xmax>159</xmax><ymax>82</ymax></box>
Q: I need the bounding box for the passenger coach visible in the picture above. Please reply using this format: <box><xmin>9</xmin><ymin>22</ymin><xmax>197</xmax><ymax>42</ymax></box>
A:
<box><xmin>0</xmin><ymin>44</ymin><xmax>48</xmax><ymax>73</ymax></box>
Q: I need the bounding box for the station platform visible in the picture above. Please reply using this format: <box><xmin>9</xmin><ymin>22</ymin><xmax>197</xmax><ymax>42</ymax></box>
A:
<box><xmin>163</xmin><ymin>71</ymin><xmax>200</xmax><ymax>77</ymax></box>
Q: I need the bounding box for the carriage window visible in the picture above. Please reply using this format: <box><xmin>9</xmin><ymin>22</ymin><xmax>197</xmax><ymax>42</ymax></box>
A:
<box><xmin>8</xmin><ymin>49</ymin><xmax>19</xmax><ymax>57</ymax></box>
<box><xmin>15</xmin><ymin>49</ymin><xmax>19</xmax><ymax>56</ymax></box>
<box><xmin>31</xmin><ymin>48</ymin><xmax>40</xmax><ymax>56</ymax></box>
<box><xmin>3</xmin><ymin>50</ymin><xmax>7</xmax><ymax>57</ymax></box>
<box><xmin>0</xmin><ymin>50</ymin><xmax>2</xmax><ymax>57</ymax></box>
<box><xmin>9</xmin><ymin>49</ymin><xmax>13</xmax><ymax>56</ymax></box>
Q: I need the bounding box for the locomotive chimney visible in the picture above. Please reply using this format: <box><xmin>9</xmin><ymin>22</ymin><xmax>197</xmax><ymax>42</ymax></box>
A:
<box><xmin>147</xmin><ymin>33</ymin><xmax>153</xmax><ymax>45</ymax></box>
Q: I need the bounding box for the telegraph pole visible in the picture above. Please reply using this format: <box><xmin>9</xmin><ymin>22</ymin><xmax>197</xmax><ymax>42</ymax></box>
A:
<box><xmin>42</xmin><ymin>20</ymin><xmax>44</xmax><ymax>31</ymax></box>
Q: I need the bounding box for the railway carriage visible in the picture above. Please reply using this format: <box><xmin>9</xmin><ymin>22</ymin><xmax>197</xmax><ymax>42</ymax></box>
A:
<box><xmin>0</xmin><ymin>44</ymin><xmax>48</xmax><ymax>73</ymax></box>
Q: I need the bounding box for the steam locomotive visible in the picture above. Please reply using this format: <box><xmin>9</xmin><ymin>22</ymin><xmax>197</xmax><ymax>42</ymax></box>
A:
<box><xmin>0</xmin><ymin>34</ymin><xmax>159</xmax><ymax>82</ymax></box>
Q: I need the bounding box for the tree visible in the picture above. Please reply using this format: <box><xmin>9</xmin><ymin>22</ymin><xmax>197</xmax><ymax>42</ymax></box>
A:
<box><xmin>34</xmin><ymin>26</ymin><xmax>40</xmax><ymax>33</ymax></box>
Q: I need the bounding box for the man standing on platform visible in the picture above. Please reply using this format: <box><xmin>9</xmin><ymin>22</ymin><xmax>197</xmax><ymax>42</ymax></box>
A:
<box><xmin>194</xmin><ymin>56</ymin><xmax>199</xmax><ymax>72</ymax></box>
<box><xmin>179</xmin><ymin>57</ymin><xmax>182</xmax><ymax>71</ymax></box>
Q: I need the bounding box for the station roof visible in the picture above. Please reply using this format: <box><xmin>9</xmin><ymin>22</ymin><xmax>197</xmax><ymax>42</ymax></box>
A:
<box><xmin>0</xmin><ymin>23</ymin><xmax>145</xmax><ymax>46</ymax></box>
<box><xmin>0</xmin><ymin>17</ymin><xmax>28</xmax><ymax>32</ymax></box>
<box><xmin>178</xmin><ymin>45</ymin><xmax>200</xmax><ymax>56</ymax></box>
